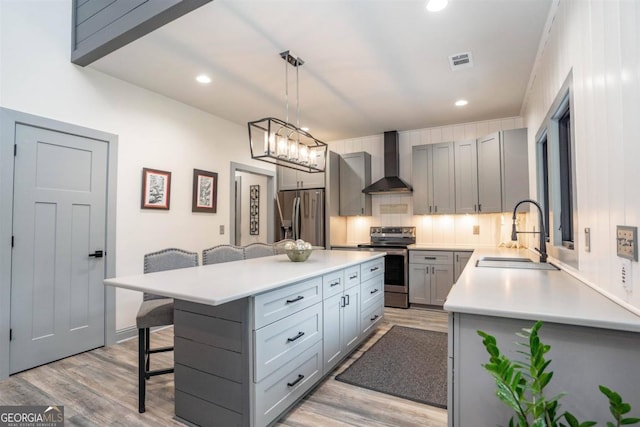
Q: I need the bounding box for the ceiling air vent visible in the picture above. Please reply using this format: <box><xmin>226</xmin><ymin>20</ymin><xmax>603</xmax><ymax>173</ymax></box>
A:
<box><xmin>449</xmin><ymin>52</ymin><xmax>473</xmax><ymax>71</ymax></box>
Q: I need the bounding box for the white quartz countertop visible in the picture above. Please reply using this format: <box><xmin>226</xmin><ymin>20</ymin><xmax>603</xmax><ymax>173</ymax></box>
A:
<box><xmin>444</xmin><ymin>248</ymin><xmax>640</xmax><ymax>332</ymax></box>
<box><xmin>104</xmin><ymin>250</ymin><xmax>384</xmax><ymax>306</ymax></box>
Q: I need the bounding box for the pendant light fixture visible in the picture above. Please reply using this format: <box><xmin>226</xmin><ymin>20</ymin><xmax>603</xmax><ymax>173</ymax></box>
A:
<box><xmin>248</xmin><ymin>51</ymin><xmax>327</xmax><ymax>173</ymax></box>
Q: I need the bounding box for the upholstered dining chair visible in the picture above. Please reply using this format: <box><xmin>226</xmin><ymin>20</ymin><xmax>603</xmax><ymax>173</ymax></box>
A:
<box><xmin>244</xmin><ymin>242</ymin><xmax>275</xmax><ymax>259</ymax></box>
<box><xmin>137</xmin><ymin>248</ymin><xmax>198</xmax><ymax>413</ymax></box>
<box><xmin>202</xmin><ymin>244</ymin><xmax>244</xmax><ymax>265</ymax></box>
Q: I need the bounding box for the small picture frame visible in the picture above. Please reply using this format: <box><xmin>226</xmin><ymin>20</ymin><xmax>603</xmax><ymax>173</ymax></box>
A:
<box><xmin>192</xmin><ymin>169</ymin><xmax>218</xmax><ymax>213</ymax></box>
<box><xmin>141</xmin><ymin>167</ymin><xmax>171</xmax><ymax>210</ymax></box>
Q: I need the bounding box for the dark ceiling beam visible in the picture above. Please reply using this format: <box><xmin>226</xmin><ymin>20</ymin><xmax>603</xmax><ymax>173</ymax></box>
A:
<box><xmin>71</xmin><ymin>0</ymin><xmax>213</xmax><ymax>67</ymax></box>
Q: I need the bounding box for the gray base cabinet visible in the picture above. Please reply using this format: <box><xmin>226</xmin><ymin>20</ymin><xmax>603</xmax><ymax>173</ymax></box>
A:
<box><xmin>453</xmin><ymin>251</ymin><xmax>472</xmax><ymax>282</ymax></box>
<box><xmin>408</xmin><ymin>251</ymin><xmax>454</xmax><ymax>306</ymax></box>
<box><xmin>174</xmin><ymin>259</ymin><xmax>384</xmax><ymax>427</ymax></box>
<box><xmin>449</xmin><ymin>313</ymin><xmax>640</xmax><ymax>426</ymax></box>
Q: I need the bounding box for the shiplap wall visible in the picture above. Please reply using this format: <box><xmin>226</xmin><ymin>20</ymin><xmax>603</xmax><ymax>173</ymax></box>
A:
<box><xmin>328</xmin><ymin>116</ymin><xmax>530</xmax><ymax>246</ymax></box>
<box><xmin>522</xmin><ymin>0</ymin><xmax>640</xmax><ymax>312</ymax></box>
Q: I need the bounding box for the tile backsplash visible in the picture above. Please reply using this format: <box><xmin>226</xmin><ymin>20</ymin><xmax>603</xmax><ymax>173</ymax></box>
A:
<box><xmin>333</xmin><ymin>196</ymin><xmax>530</xmax><ymax>248</ymax></box>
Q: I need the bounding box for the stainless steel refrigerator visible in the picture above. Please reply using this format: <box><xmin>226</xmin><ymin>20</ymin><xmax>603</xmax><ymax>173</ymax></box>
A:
<box><xmin>276</xmin><ymin>189</ymin><xmax>325</xmax><ymax>247</ymax></box>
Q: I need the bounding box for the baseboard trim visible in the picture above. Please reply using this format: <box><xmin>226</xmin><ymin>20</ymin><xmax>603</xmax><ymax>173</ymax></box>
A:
<box><xmin>115</xmin><ymin>326</ymin><xmax>138</xmax><ymax>343</ymax></box>
<box><xmin>114</xmin><ymin>325</ymin><xmax>174</xmax><ymax>343</ymax></box>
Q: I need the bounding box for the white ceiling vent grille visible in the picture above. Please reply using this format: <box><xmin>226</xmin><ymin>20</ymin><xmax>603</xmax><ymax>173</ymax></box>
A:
<box><xmin>449</xmin><ymin>52</ymin><xmax>473</xmax><ymax>70</ymax></box>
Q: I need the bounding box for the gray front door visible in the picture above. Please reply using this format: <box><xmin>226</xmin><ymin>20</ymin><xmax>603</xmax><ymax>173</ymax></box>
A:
<box><xmin>10</xmin><ymin>124</ymin><xmax>108</xmax><ymax>374</ymax></box>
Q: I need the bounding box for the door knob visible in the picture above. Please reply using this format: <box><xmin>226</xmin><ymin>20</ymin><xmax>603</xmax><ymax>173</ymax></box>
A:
<box><xmin>88</xmin><ymin>250</ymin><xmax>104</xmax><ymax>258</ymax></box>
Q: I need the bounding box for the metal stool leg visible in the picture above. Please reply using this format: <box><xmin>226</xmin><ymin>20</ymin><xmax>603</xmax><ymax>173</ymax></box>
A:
<box><xmin>145</xmin><ymin>328</ymin><xmax>151</xmax><ymax>374</ymax></box>
<box><xmin>138</xmin><ymin>328</ymin><xmax>146</xmax><ymax>413</ymax></box>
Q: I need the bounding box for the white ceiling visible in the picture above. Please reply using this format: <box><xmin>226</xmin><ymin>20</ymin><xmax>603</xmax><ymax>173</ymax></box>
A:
<box><xmin>90</xmin><ymin>0</ymin><xmax>552</xmax><ymax>142</ymax></box>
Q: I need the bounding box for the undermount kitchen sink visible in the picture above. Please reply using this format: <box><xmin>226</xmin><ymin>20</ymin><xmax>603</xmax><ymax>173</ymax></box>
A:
<box><xmin>476</xmin><ymin>256</ymin><xmax>560</xmax><ymax>270</ymax></box>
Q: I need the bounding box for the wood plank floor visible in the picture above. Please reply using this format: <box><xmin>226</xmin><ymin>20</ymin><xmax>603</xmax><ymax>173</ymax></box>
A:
<box><xmin>0</xmin><ymin>307</ymin><xmax>448</xmax><ymax>426</ymax></box>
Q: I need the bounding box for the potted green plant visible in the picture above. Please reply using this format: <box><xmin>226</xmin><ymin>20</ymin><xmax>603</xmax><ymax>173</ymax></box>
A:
<box><xmin>477</xmin><ymin>321</ymin><xmax>640</xmax><ymax>427</ymax></box>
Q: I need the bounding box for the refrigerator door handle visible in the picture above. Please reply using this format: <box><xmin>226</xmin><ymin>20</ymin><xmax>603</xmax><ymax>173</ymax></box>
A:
<box><xmin>291</xmin><ymin>196</ymin><xmax>297</xmax><ymax>240</ymax></box>
<box><xmin>303</xmin><ymin>191</ymin><xmax>309</xmax><ymax>218</ymax></box>
<box><xmin>293</xmin><ymin>196</ymin><xmax>301</xmax><ymax>240</ymax></box>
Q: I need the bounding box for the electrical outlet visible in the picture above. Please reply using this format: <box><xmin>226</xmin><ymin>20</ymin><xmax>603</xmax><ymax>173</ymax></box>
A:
<box><xmin>472</xmin><ymin>225</ymin><xmax>480</xmax><ymax>235</ymax></box>
<box><xmin>219</xmin><ymin>225</ymin><xmax>225</xmax><ymax>235</ymax></box>
<box><xmin>616</xmin><ymin>225</ymin><xmax>638</xmax><ymax>261</ymax></box>
<box><xmin>621</xmin><ymin>258</ymin><xmax>632</xmax><ymax>292</ymax></box>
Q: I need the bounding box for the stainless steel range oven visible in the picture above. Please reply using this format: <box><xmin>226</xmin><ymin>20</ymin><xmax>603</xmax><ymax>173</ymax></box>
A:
<box><xmin>358</xmin><ymin>226</ymin><xmax>415</xmax><ymax>308</ymax></box>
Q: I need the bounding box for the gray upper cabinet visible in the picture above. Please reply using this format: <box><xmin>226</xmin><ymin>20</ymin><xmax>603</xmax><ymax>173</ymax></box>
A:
<box><xmin>501</xmin><ymin>128</ymin><xmax>530</xmax><ymax>212</ymax></box>
<box><xmin>339</xmin><ymin>152</ymin><xmax>372</xmax><ymax>216</ymax></box>
<box><xmin>476</xmin><ymin>132</ymin><xmax>503</xmax><ymax>213</ymax></box>
<box><xmin>277</xmin><ymin>167</ymin><xmax>325</xmax><ymax>190</ymax></box>
<box><xmin>453</xmin><ymin>129</ymin><xmax>528</xmax><ymax>214</ymax></box>
<box><xmin>412</xmin><ymin>142</ymin><xmax>455</xmax><ymax>215</ymax></box>
<box><xmin>454</xmin><ymin>139</ymin><xmax>478</xmax><ymax>214</ymax></box>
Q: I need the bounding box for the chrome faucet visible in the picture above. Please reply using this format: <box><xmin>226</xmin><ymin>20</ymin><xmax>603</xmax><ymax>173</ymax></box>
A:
<box><xmin>511</xmin><ymin>199</ymin><xmax>548</xmax><ymax>263</ymax></box>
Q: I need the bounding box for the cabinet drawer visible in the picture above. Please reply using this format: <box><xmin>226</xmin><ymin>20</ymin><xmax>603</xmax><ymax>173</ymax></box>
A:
<box><xmin>360</xmin><ymin>257</ymin><xmax>384</xmax><ymax>282</ymax></box>
<box><xmin>361</xmin><ymin>302</ymin><xmax>384</xmax><ymax>336</ymax></box>
<box><xmin>360</xmin><ymin>275</ymin><xmax>384</xmax><ymax>312</ymax></box>
<box><xmin>254</xmin><ymin>302</ymin><xmax>322</xmax><ymax>382</ymax></box>
<box><xmin>323</xmin><ymin>270</ymin><xmax>344</xmax><ymax>299</ymax></box>
<box><xmin>254</xmin><ymin>277</ymin><xmax>322</xmax><ymax>329</ymax></box>
<box><xmin>345</xmin><ymin>265</ymin><xmax>360</xmax><ymax>288</ymax></box>
<box><xmin>409</xmin><ymin>250</ymin><xmax>453</xmax><ymax>265</ymax></box>
<box><xmin>254</xmin><ymin>341</ymin><xmax>323</xmax><ymax>427</ymax></box>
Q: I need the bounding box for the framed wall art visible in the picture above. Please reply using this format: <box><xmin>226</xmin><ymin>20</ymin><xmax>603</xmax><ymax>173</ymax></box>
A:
<box><xmin>249</xmin><ymin>184</ymin><xmax>259</xmax><ymax>235</ymax></box>
<box><xmin>192</xmin><ymin>169</ymin><xmax>218</xmax><ymax>213</ymax></box>
<box><xmin>141</xmin><ymin>167</ymin><xmax>171</xmax><ymax>210</ymax></box>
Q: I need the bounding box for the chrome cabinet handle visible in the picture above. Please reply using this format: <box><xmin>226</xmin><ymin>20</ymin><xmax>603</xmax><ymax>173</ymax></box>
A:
<box><xmin>287</xmin><ymin>331</ymin><xmax>305</xmax><ymax>342</ymax></box>
<box><xmin>286</xmin><ymin>296</ymin><xmax>304</xmax><ymax>304</ymax></box>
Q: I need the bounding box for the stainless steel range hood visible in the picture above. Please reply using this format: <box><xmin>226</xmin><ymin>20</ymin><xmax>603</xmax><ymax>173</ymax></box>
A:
<box><xmin>362</xmin><ymin>131</ymin><xmax>413</xmax><ymax>195</ymax></box>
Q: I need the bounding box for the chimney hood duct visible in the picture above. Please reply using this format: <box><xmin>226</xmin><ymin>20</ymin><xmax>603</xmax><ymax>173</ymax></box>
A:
<box><xmin>362</xmin><ymin>131</ymin><xmax>413</xmax><ymax>195</ymax></box>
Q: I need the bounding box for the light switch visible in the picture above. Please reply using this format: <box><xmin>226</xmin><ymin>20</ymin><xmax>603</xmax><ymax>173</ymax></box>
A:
<box><xmin>472</xmin><ymin>225</ymin><xmax>480</xmax><ymax>235</ymax></box>
<box><xmin>616</xmin><ymin>225</ymin><xmax>638</xmax><ymax>261</ymax></box>
<box><xmin>584</xmin><ymin>227</ymin><xmax>590</xmax><ymax>252</ymax></box>
<box><xmin>219</xmin><ymin>225</ymin><xmax>225</xmax><ymax>235</ymax></box>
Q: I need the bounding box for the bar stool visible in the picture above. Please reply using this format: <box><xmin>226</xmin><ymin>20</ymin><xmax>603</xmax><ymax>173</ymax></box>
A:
<box><xmin>202</xmin><ymin>244</ymin><xmax>244</xmax><ymax>265</ymax></box>
<box><xmin>137</xmin><ymin>248</ymin><xmax>198</xmax><ymax>413</ymax></box>
<box><xmin>244</xmin><ymin>242</ymin><xmax>275</xmax><ymax>259</ymax></box>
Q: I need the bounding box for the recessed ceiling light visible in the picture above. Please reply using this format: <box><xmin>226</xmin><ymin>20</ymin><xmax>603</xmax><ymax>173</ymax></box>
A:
<box><xmin>426</xmin><ymin>0</ymin><xmax>448</xmax><ymax>12</ymax></box>
<box><xmin>455</xmin><ymin>99</ymin><xmax>468</xmax><ymax>107</ymax></box>
<box><xmin>301</xmin><ymin>127</ymin><xmax>310</xmax><ymax>132</ymax></box>
<box><xmin>195</xmin><ymin>74</ymin><xmax>212</xmax><ymax>84</ymax></box>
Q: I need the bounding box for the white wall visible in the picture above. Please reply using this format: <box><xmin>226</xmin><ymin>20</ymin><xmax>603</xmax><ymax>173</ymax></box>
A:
<box><xmin>521</xmin><ymin>0</ymin><xmax>640</xmax><ymax>312</ymax></box>
<box><xmin>329</xmin><ymin>116</ymin><xmax>530</xmax><ymax>247</ymax></box>
<box><xmin>0</xmin><ymin>0</ymin><xmax>274</xmax><ymax>330</ymax></box>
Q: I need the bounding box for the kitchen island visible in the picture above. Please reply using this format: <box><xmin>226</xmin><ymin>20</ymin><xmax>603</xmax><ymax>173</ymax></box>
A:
<box><xmin>444</xmin><ymin>248</ymin><xmax>640</xmax><ymax>426</ymax></box>
<box><xmin>105</xmin><ymin>250</ymin><xmax>385</xmax><ymax>427</ymax></box>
